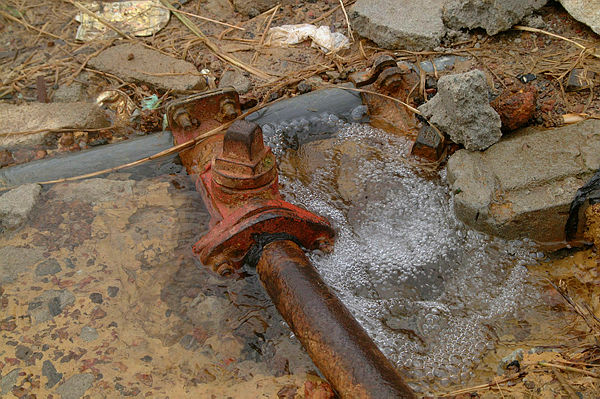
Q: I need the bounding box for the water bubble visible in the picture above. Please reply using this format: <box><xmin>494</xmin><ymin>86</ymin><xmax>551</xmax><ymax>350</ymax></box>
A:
<box><xmin>279</xmin><ymin>123</ymin><xmax>541</xmax><ymax>392</ymax></box>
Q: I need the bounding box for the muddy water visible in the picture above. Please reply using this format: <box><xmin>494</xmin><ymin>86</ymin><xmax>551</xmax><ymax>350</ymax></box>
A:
<box><xmin>0</xmin><ymin>123</ymin><xmax>588</xmax><ymax>398</ymax></box>
<box><xmin>277</xmin><ymin>123</ymin><xmax>580</xmax><ymax>394</ymax></box>
<box><xmin>0</xmin><ymin>174</ymin><xmax>316</xmax><ymax>398</ymax></box>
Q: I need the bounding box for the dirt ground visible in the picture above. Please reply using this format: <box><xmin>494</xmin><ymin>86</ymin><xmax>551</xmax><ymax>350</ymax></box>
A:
<box><xmin>2</xmin><ymin>0</ymin><xmax>600</xmax><ymax>398</ymax></box>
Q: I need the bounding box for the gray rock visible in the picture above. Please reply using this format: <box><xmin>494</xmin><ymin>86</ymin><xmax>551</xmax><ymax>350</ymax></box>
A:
<box><xmin>35</xmin><ymin>259</ymin><xmax>62</xmax><ymax>277</ymax></box>
<box><xmin>42</xmin><ymin>360</ymin><xmax>63</xmax><ymax>388</ymax></box>
<box><xmin>28</xmin><ymin>290</ymin><xmax>75</xmax><ymax>323</ymax></box>
<box><xmin>107</xmin><ymin>286</ymin><xmax>119</xmax><ymax>297</ymax></box>
<box><xmin>0</xmin><ymin>102</ymin><xmax>109</xmax><ymax>148</ymax></box>
<box><xmin>0</xmin><ymin>246</ymin><xmax>45</xmax><ymax>283</ymax></box>
<box><xmin>15</xmin><ymin>345</ymin><xmax>32</xmax><ymax>360</ymax></box>
<box><xmin>89</xmin><ymin>43</ymin><xmax>206</xmax><ymax>92</ymax></box>
<box><xmin>559</xmin><ymin>0</ymin><xmax>600</xmax><ymax>35</ymax></box>
<box><xmin>419</xmin><ymin>70</ymin><xmax>501</xmax><ymax>151</ymax></box>
<box><xmin>231</xmin><ymin>0</ymin><xmax>279</xmax><ymax>16</ymax></box>
<box><xmin>55</xmin><ymin>373</ymin><xmax>94</xmax><ymax>399</ymax></box>
<box><xmin>350</xmin><ymin>0</ymin><xmax>446</xmax><ymax>50</ymax></box>
<box><xmin>520</xmin><ymin>13</ymin><xmax>546</xmax><ymax>29</ymax></box>
<box><xmin>0</xmin><ymin>183</ymin><xmax>41</xmax><ymax>231</ymax></box>
<box><xmin>446</xmin><ymin>120</ymin><xmax>600</xmax><ymax>243</ymax></box>
<box><xmin>0</xmin><ymin>368</ymin><xmax>20</xmax><ymax>395</ymax></box>
<box><xmin>218</xmin><ymin>70</ymin><xmax>252</xmax><ymax>94</ymax></box>
<box><xmin>80</xmin><ymin>326</ymin><xmax>99</xmax><ymax>342</ymax></box>
<box><xmin>443</xmin><ymin>0</ymin><xmax>547</xmax><ymax>35</ymax></box>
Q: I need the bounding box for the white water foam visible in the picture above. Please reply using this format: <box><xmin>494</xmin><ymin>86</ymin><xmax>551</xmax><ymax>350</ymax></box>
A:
<box><xmin>276</xmin><ymin>123</ymin><xmax>542</xmax><ymax>392</ymax></box>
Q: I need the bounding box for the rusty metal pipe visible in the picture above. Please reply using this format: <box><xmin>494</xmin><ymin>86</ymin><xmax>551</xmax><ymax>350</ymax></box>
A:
<box><xmin>256</xmin><ymin>240</ymin><xmax>416</xmax><ymax>399</ymax></box>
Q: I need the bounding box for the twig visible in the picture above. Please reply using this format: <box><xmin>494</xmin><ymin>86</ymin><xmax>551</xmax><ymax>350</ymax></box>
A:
<box><xmin>514</xmin><ymin>25</ymin><xmax>600</xmax><ymax>59</ymax></box>
<box><xmin>252</xmin><ymin>4</ymin><xmax>279</xmax><ymax>65</ymax></box>
<box><xmin>0</xmin><ymin>126</ymin><xmax>115</xmax><ymax>138</ymax></box>
<box><xmin>65</xmin><ymin>0</ymin><xmax>136</xmax><ymax>41</ymax></box>
<box><xmin>552</xmin><ymin>369</ymin><xmax>580</xmax><ymax>399</ymax></box>
<box><xmin>160</xmin><ymin>0</ymin><xmax>272</xmax><ymax>80</ymax></box>
<box><xmin>310</xmin><ymin>5</ymin><xmax>341</xmax><ymax>25</ymax></box>
<box><xmin>539</xmin><ymin>362</ymin><xmax>600</xmax><ymax>378</ymax></box>
<box><xmin>338</xmin><ymin>0</ymin><xmax>354</xmax><ymax>42</ymax></box>
<box><xmin>495</xmin><ymin>380</ymin><xmax>506</xmax><ymax>399</ymax></box>
<box><xmin>438</xmin><ymin>373</ymin><xmax>524</xmax><ymax>397</ymax></box>
<box><xmin>0</xmin><ymin>10</ymin><xmax>75</xmax><ymax>45</ymax></box>
<box><xmin>151</xmin><ymin>4</ymin><xmax>245</xmax><ymax>31</ymax></box>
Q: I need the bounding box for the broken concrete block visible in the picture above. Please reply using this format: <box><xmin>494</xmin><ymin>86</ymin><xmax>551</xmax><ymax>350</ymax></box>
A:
<box><xmin>559</xmin><ymin>0</ymin><xmax>600</xmax><ymax>35</ymax></box>
<box><xmin>443</xmin><ymin>0</ymin><xmax>547</xmax><ymax>36</ymax></box>
<box><xmin>0</xmin><ymin>183</ymin><xmax>41</xmax><ymax>231</ymax></box>
<box><xmin>89</xmin><ymin>43</ymin><xmax>206</xmax><ymax>92</ymax></box>
<box><xmin>350</xmin><ymin>0</ymin><xmax>446</xmax><ymax>50</ymax></box>
<box><xmin>446</xmin><ymin>120</ymin><xmax>600</xmax><ymax>243</ymax></box>
<box><xmin>419</xmin><ymin>69</ymin><xmax>501</xmax><ymax>151</ymax></box>
<box><xmin>0</xmin><ymin>102</ymin><xmax>110</xmax><ymax>148</ymax></box>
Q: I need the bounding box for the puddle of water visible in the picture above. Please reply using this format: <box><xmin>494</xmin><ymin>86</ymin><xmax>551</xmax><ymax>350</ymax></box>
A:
<box><xmin>276</xmin><ymin>123</ymin><xmax>579</xmax><ymax>393</ymax></box>
<box><xmin>0</xmin><ymin>172</ymin><xmax>316</xmax><ymax>398</ymax></box>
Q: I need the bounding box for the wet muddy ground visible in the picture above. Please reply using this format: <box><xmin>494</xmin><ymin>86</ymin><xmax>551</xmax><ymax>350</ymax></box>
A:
<box><xmin>0</xmin><ymin>174</ymin><xmax>322</xmax><ymax>398</ymax></box>
<box><xmin>3</xmin><ymin>124</ymin><xmax>598</xmax><ymax>398</ymax></box>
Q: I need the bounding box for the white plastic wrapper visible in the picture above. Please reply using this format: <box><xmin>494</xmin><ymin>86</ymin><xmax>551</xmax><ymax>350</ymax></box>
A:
<box><xmin>268</xmin><ymin>24</ymin><xmax>350</xmax><ymax>53</ymax></box>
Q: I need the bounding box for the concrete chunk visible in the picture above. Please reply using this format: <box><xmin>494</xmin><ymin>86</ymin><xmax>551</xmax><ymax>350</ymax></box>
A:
<box><xmin>443</xmin><ymin>0</ymin><xmax>547</xmax><ymax>36</ymax></box>
<box><xmin>419</xmin><ymin>70</ymin><xmax>501</xmax><ymax>151</ymax></box>
<box><xmin>559</xmin><ymin>0</ymin><xmax>600</xmax><ymax>35</ymax></box>
<box><xmin>350</xmin><ymin>0</ymin><xmax>446</xmax><ymax>50</ymax></box>
<box><xmin>89</xmin><ymin>43</ymin><xmax>206</xmax><ymax>92</ymax></box>
<box><xmin>447</xmin><ymin>120</ymin><xmax>600</xmax><ymax>243</ymax></box>
<box><xmin>0</xmin><ymin>103</ymin><xmax>110</xmax><ymax>148</ymax></box>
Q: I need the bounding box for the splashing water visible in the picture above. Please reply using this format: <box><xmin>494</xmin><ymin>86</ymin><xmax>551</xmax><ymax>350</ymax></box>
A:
<box><xmin>275</xmin><ymin>123</ymin><xmax>543</xmax><ymax>393</ymax></box>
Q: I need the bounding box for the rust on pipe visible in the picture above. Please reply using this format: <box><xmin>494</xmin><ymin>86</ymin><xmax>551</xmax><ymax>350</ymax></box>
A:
<box><xmin>256</xmin><ymin>240</ymin><xmax>416</xmax><ymax>399</ymax></box>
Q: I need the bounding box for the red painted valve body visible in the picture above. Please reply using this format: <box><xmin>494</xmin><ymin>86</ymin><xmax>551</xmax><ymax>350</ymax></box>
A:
<box><xmin>166</xmin><ymin>91</ymin><xmax>334</xmax><ymax>274</ymax></box>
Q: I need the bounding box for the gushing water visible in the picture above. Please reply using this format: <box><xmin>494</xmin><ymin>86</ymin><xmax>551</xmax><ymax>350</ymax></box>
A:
<box><xmin>274</xmin><ymin>123</ymin><xmax>543</xmax><ymax>393</ymax></box>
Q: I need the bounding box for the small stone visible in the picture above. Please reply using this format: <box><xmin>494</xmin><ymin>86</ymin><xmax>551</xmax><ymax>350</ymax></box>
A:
<box><xmin>411</xmin><ymin>124</ymin><xmax>445</xmax><ymax>161</ymax></box>
<box><xmin>218</xmin><ymin>70</ymin><xmax>252</xmax><ymax>94</ymax></box>
<box><xmin>490</xmin><ymin>85</ymin><xmax>537</xmax><ymax>131</ymax></box>
<box><xmin>15</xmin><ymin>345</ymin><xmax>32</xmax><ymax>360</ymax></box>
<box><xmin>28</xmin><ymin>290</ymin><xmax>75</xmax><ymax>323</ymax></box>
<box><xmin>89</xmin><ymin>293</ymin><xmax>103</xmax><ymax>304</ymax></box>
<box><xmin>0</xmin><ymin>368</ymin><xmax>20</xmax><ymax>395</ymax></box>
<box><xmin>567</xmin><ymin>68</ymin><xmax>595</xmax><ymax>91</ymax></box>
<box><xmin>0</xmin><ymin>184</ymin><xmax>42</xmax><ymax>231</ymax></box>
<box><xmin>140</xmin><ymin>355</ymin><xmax>152</xmax><ymax>363</ymax></box>
<box><xmin>418</xmin><ymin>69</ymin><xmax>501</xmax><ymax>151</ymax></box>
<box><xmin>55</xmin><ymin>373</ymin><xmax>94</xmax><ymax>399</ymax></box>
<box><xmin>42</xmin><ymin>360</ymin><xmax>63</xmax><ymax>388</ymax></box>
<box><xmin>80</xmin><ymin>326</ymin><xmax>99</xmax><ymax>342</ymax></box>
<box><xmin>297</xmin><ymin>81</ymin><xmax>312</xmax><ymax>94</ymax></box>
<box><xmin>35</xmin><ymin>259</ymin><xmax>62</xmax><ymax>277</ymax></box>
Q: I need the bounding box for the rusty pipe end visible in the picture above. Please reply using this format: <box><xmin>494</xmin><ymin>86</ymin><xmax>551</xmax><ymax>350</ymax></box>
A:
<box><xmin>256</xmin><ymin>240</ymin><xmax>416</xmax><ymax>399</ymax></box>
